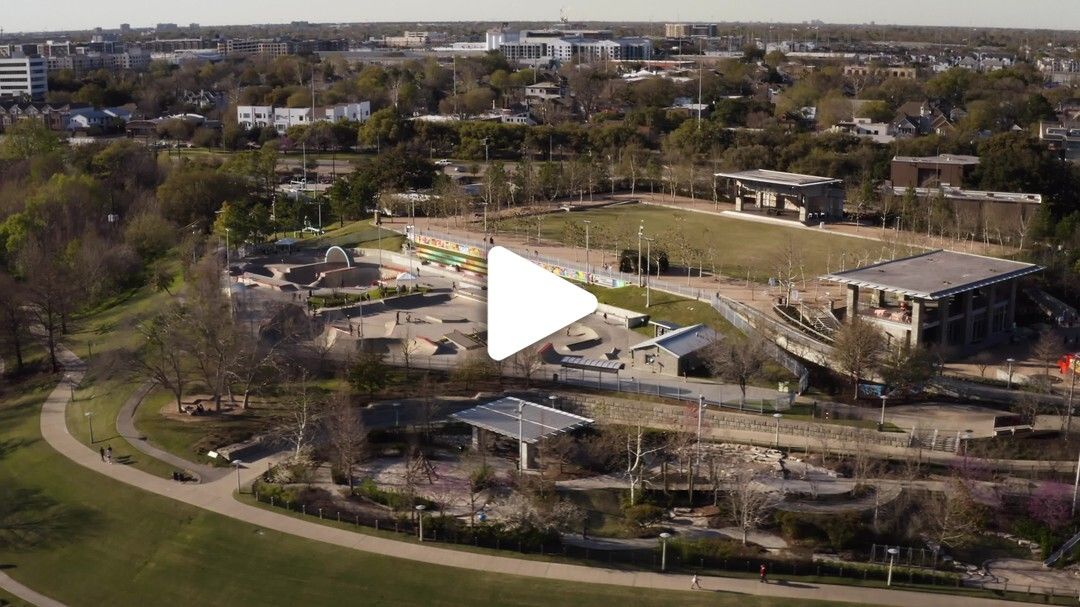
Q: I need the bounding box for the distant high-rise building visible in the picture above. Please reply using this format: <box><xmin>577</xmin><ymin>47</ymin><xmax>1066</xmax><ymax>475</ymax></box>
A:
<box><xmin>664</xmin><ymin>23</ymin><xmax>717</xmax><ymax>38</ymax></box>
<box><xmin>0</xmin><ymin>55</ymin><xmax>48</xmax><ymax>99</ymax></box>
<box><xmin>156</xmin><ymin>23</ymin><xmax>179</xmax><ymax>32</ymax></box>
<box><xmin>120</xmin><ymin>23</ymin><xmax>131</xmax><ymax>34</ymax></box>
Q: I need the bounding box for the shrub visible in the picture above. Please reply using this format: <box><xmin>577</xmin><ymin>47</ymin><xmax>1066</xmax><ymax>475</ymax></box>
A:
<box><xmin>623</xmin><ymin>503</ymin><xmax>665</xmax><ymax>529</ymax></box>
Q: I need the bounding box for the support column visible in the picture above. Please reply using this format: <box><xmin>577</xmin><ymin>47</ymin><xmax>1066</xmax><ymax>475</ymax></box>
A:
<box><xmin>911</xmin><ymin>300</ymin><xmax>925</xmax><ymax>347</ymax></box>
<box><xmin>939</xmin><ymin>297</ymin><xmax>952</xmax><ymax>346</ymax></box>
<box><xmin>519</xmin><ymin>441</ymin><xmax>537</xmax><ymax>470</ymax></box>
<box><xmin>471</xmin><ymin>427</ymin><xmax>481</xmax><ymax>450</ymax></box>
<box><xmin>845</xmin><ymin>285</ymin><xmax>860</xmax><ymax>323</ymax></box>
<box><xmin>799</xmin><ymin>204</ymin><xmax>808</xmax><ymax>222</ymax></box>
<box><xmin>963</xmin><ymin>291</ymin><xmax>976</xmax><ymax>346</ymax></box>
<box><xmin>734</xmin><ymin>196</ymin><xmax>744</xmax><ymax>212</ymax></box>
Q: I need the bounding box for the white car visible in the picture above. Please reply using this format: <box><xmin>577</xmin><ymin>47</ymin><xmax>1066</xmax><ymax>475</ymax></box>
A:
<box><xmin>434</xmin><ymin>159</ymin><xmax>453</xmax><ymax>167</ymax></box>
<box><xmin>301</xmin><ymin>227</ymin><xmax>325</xmax><ymax>235</ymax></box>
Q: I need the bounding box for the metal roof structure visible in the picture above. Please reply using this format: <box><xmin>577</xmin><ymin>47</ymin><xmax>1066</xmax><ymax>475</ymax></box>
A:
<box><xmin>821</xmin><ymin>250</ymin><xmax>1042</xmax><ymax>301</ymax></box>
<box><xmin>450</xmin><ymin>397</ymin><xmax>594</xmax><ymax>444</ymax></box>
<box><xmin>714</xmin><ymin>169</ymin><xmax>841</xmax><ymax>188</ymax></box>
<box><xmin>892</xmin><ymin>154</ymin><xmax>980</xmax><ymax>166</ymax></box>
<box><xmin>629</xmin><ymin>323</ymin><xmax>719</xmax><ymax>358</ymax></box>
<box><xmin>560</xmin><ymin>355</ymin><xmax>625</xmax><ymax>373</ymax></box>
<box><xmin>888</xmin><ymin>185</ymin><xmax>1042</xmax><ymax>205</ymax></box>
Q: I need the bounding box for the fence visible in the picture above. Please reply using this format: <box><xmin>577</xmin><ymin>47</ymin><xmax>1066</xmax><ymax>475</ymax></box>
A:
<box><xmin>251</xmin><ymin>489</ymin><xmax>1059</xmax><ymax>599</ymax></box>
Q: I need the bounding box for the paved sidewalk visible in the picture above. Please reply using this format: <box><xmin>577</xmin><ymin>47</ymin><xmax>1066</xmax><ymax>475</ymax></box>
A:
<box><xmin>21</xmin><ymin>341</ymin><xmax>1034</xmax><ymax>606</ymax></box>
<box><xmin>0</xmin><ymin>570</ymin><xmax>67</xmax><ymax>607</ymax></box>
<box><xmin>114</xmin><ymin>382</ymin><xmax>229</xmax><ymax>482</ymax></box>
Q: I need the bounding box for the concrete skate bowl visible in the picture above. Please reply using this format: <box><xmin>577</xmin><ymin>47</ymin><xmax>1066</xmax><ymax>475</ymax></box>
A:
<box><xmin>284</xmin><ymin>261</ymin><xmax>380</xmax><ymax>288</ymax></box>
<box><xmin>561</xmin><ymin>323</ymin><xmax>601</xmax><ymax>352</ymax></box>
<box><xmin>240</xmin><ymin>263</ymin><xmax>273</xmax><ymax>278</ymax></box>
<box><xmin>384</xmin><ymin>292</ymin><xmax>452</xmax><ymax>310</ymax></box>
<box><xmin>406</xmin><ymin>336</ymin><xmax>442</xmax><ymax>356</ymax></box>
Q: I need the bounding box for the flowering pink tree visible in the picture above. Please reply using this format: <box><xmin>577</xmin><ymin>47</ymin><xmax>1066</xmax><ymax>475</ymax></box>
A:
<box><xmin>1029</xmin><ymin>482</ymin><xmax>1072</xmax><ymax>530</ymax></box>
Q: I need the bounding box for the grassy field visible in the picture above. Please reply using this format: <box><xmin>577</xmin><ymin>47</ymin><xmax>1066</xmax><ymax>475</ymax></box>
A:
<box><xmin>585</xmin><ymin>284</ymin><xmax>741</xmax><ymax>339</ymax></box>
<box><xmin>0</xmin><ymin>378</ymin><xmax>861</xmax><ymax>607</ymax></box>
<box><xmin>501</xmin><ymin>205</ymin><xmax>922</xmax><ymax>283</ymax></box>
<box><xmin>303</xmin><ymin>220</ymin><xmax>405</xmax><ymax>251</ymax></box>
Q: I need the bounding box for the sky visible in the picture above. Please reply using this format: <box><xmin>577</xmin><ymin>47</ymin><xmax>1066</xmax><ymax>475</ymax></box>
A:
<box><xmin>5</xmin><ymin>0</ymin><xmax>1080</xmax><ymax>33</ymax></box>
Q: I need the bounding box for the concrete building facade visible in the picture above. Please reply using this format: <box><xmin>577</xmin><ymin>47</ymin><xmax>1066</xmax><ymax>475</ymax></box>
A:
<box><xmin>823</xmin><ymin>250</ymin><xmax>1041</xmax><ymax>355</ymax></box>
<box><xmin>0</xmin><ymin>55</ymin><xmax>47</xmax><ymax>99</ymax></box>
<box><xmin>715</xmin><ymin>169</ymin><xmax>845</xmax><ymax>223</ymax></box>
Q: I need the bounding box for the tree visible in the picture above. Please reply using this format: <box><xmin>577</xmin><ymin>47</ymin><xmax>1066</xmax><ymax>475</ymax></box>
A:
<box><xmin>511</xmin><ymin>347</ymin><xmax>544</xmax><ymax>386</ymax></box>
<box><xmin>624</xmin><ymin>425</ymin><xmax>665</xmax><ymax>505</ymax></box>
<box><xmin>348</xmin><ymin>351</ymin><xmax>390</xmax><ymax>399</ymax></box>
<box><xmin>1028</xmin><ymin>482</ymin><xmax>1071</xmax><ymax>531</ymax></box>
<box><xmin>467</xmin><ymin>463</ymin><xmax>495</xmax><ymax>527</ymax></box>
<box><xmin>726</xmin><ymin>469</ymin><xmax>780</xmax><ymax>545</ymax></box>
<box><xmin>185</xmin><ymin>255</ymin><xmax>237</xmax><ymax>410</ymax></box>
<box><xmin>0</xmin><ymin>273</ymin><xmax>29</xmax><ymax>374</ymax></box>
<box><xmin>925</xmin><ymin>477</ymin><xmax>988</xmax><ymax>564</ymax></box>
<box><xmin>833</xmin><ymin>317</ymin><xmax>886</xmax><ymax>398</ymax></box>
<box><xmin>1032</xmin><ymin>329</ymin><xmax>1064</xmax><ymax>390</ymax></box>
<box><xmin>130</xmin><ymin>305</ymin><xmax>190</xmax><ymax>413</ymax></box>
<box><xmin>277</xmin><ymin>370</ymin><xmax>322</xmax><ymax>461</ymax></box>
<box><xmin>0</xmin><ymin>120</ymin><xmax>61</xmax><ymax>160</ymax></box>
<box><xmin>878</xmin><ymin>346</ymin><xmax>935</xmax><ymax>396</ymax></box>
<box><xmin>327</xmin><ymin>390</ymin><xmax>367</xmax><ymax>490</ymax></box>
<box><xmin>19</xmin><ymin>240</ymin><xmax>72</xmax><ymax>373</ymax></box>
<box><xmin>704</xmin><ymin>337</ymin><xmax>769</xmax><ymax>408</ymax></box>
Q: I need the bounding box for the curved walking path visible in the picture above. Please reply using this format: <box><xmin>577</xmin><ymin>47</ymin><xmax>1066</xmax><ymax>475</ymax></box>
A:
<box><xmin>114</xmin><ymin>382</ymin><xmax>228</xmax><ymax>483</ymax></box>
<box><xmin>0</xmin><ymin>570</ymin><xmax>67</xmax><ymax>607</ymax></box>
<box><xmin>24</xmin><ymin>342</ymin><xmax>1031</xmax><ymax>607</ymax></box>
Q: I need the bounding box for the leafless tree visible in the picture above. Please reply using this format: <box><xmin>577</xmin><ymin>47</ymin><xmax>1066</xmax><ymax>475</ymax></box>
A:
<box><xmin>130</xmin><ymin>305</ymin><xmax>190</xmax><ymax>413</ymax></box>
<box><xmin>1033</xmin><ymin>330</ymin><xmax>1064</xmax><ymax>392</ymax></box>
<box><xmin>726</xmin><ymin>469</ymin><xmax>780</xmax><ymax>545</ymax></box>
<box><xmin>0</xmin><ymin>273</ymin><xmax>29</xmax><ymax>373</ymax></box>
<box><xmin>924</xmin><ymin>477</ymin><xmax>987</xmax><ymax>566</ymax></box>
<box><xmin>185</xmin><ymin>255</ymin><xmax>237</xmax><ymax>410</ymax></box>
<box><xmin>833</xmin><ymin>317</ymin><xmax>886</xmax><ymax>398</ymax></box>
<box><xmin>704</xmin><ymin>337</ymin><xmax>770</xmax><ymax>408</ymax></box>
<box><xmin>511</xmin><ymin>346</ymin><xmax>544</xmax><ymax>386</ymax></box>
<box><xmin>277</xmin><ymin>369</ymin><xmax>322</xmax><ymax>461</ymax></box>
<box><xmin>624</xmin><ymin>425</ymin><xmax>665</xmax><ymax>504</ymax></box>
<box><xmin>327</xmin><ymin>390</ymin><xmax>367</xmax><ymax>490</ymax></box>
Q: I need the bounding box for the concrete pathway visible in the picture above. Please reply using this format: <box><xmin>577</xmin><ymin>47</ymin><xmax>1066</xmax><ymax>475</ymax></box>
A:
<box><xmin>21</xmin><ymin>342</ymin><xmax>1034</xmax><ymax>606</ymax></box>
<box><xmin>0</xmin><ymin>570</ymin><xmax>67</xmax><ymax>607</ymax></box>
<box><xmin>114</xmin><ymin>382</ymin><xmax>229</xmax><ymax>483</ymax></box>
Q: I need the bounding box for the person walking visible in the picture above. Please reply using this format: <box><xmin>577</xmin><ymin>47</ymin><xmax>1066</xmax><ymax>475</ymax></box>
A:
<box><xmin>99</xmin><ymin>447</ymin><xmax>105</xmax><ymax>462</ymax></box>
<box><xmin>759</xmin><ymin>563</ymin><xmax>767</xmax><ymax>584</ymax></box>
<box><xmin>105</xmin><ymin>445</ymin><xmax>113</xmax><ymax>464</ymax></box>
<box><xmin>690</xmin><ymin>573</ymin><xmax>701</xmax><ymax>590</ymax></box>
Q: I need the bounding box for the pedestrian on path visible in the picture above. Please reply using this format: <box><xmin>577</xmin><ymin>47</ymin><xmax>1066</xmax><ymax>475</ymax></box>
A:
<box><xmin>690</xmin><ymin>573</ymin><xmax>701</xmax><ymax>590</ymax></box>
<box><xmin>99</xmin><ymin>447</ymin><xmax>105</xmax><ymax>462</ymax></box>
<box><xmin>105</xmin><ymin>445</ymin><xmax>113</xmax><ymax>464</ymax></box>
<box><xmin>759</xmin><ymin>563</ymin><xmax>767</xmax><ymax>583</ymax></box>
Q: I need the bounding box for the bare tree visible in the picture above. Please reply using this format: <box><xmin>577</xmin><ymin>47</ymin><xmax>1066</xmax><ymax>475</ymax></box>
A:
<box><xmin>704</xmin><ymin>337</ymin><xmax>770</xmax><ymax>408</ymax></box>
<box><xmin>327</xmin><ymin>390</ymin><xmax>367</xmax><ymax>490</ymax></box>
<box><xmin>277</xmin><ymin>370</ymin><xmax>322</xmax><ymax>460</ymax></box>
<box><xmin>624</xmin><ymin>425</ymin><xmax>665</xmax><ymax>504</ymax></box>
<box><xmin>185</xmin><ymin>255</ymin><xmax>237</xmax><ymax>410</ymax></box>
<box><xmin>0</xmin><ymin>273</ymin><xmax>29</xmax><ymax>374</ymax></box>
<box><xmin>726</xmin><ymin>469</ymin><xmax>780</xmax><ymax>545</ymax></box>
<box><xmin>833</xmin><ymin>317</ymin><xmax>886</xmax><ymax>398</ymax></box>
<box><xmin>130</xmin><ymin>305</ymin><xmax>190</xmax><ymax>413</ymax></box>
<box><xmin>924</xmin><ymin>477</ymin><xmax>987</xmax><ymax>566</ymax></box>
<box><xmin>1033</xmin><ymin>330</ymin><xmax>1064</xmax><ymax>392</ymax></box>
<box><xmin>511</xmin><ymin>346</ymin><xmax>544</xmax><ymax>386</ymax></box>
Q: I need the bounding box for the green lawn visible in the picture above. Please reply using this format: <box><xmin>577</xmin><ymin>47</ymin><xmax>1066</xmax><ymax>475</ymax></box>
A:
<box><xmin>303</xmin><ymin>220</ymin><xmax>405</xmax><ymax>251</ymax></box>
<box><xmin>0</xmin><ymin>588</ymin><xmax>31</xmax><ymax>607</ymax></box>
<box><xmin>501</xmin><ymin>205</ymin><xmax>920</xmax><ymax>283</ymax></box>
<box><xmin>0</xmin><ymin>376</ymin><xmax>856</xmax><ymax>607</ymax></box>
<box><xmin>585</xmin><ymin>284</ymin><xmax>741</xmax><ymax>339</ymax></box>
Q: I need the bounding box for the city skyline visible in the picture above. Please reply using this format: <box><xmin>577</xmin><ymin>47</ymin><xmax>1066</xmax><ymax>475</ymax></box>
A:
<box><xmin>4</xmin><ymin>0</ymin><xmax>1080</xmax><ymax>34</ymax></box>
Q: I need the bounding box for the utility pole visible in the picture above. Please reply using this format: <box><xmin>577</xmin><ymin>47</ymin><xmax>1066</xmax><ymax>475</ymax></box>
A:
<box><xmin>644</xmin><ymin>236</ymin><xmax>654</xmax><ymax>308</ymax></box>
<box><xmin>583</xmin><ymin>220</ymin><xmax>591</xmax><ymax>284</ymax></box>
<box><xmin>637</xmin><ymin>221</ymin><xmax>644</xmax><ymax>287</ymax></box>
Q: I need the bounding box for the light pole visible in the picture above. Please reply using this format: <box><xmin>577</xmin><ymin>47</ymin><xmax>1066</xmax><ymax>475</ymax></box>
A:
<box><xmin>583</xmin><ymin>220</ymin><xmax>591</xmax><ymax>284</ymax></box>
<box><xmin>961</xmin><ymin>430</ymin><xmax>973</xmax><ymax>457</ymax></box>
<box><xmin>696</xmin><ymin>395</ymin><xmax>705</xmax><ymax>469</ymax></box>
<box><xmin>393</xmin><ymin>403</ymin><xmax>400</xmax><ymax>428</ymax></box>
<box><xmin>548</xmin><ymin>394</ymin><xmax>558</xmax><ymax>408</ymax></box>
<box><xmin>233</xmin><ymin>459</ymin><xmax>244</xmax><ymax>494</ymax></box>
<box><xmin>85</xmin><ymin>411</ymin><xmax>95</xmax><ymax>444</ymax></box>
<box><xmin>637</xmin><ymin>221</ymin><xmax>644</xmax><ymax>287</ymax></box>
<box><xmin>878</xmin><ymin>394</ymin><xmax>888</xmax><ymax>430</ymax></box>
<box><xmin>224</xmin><ymin>227</ymin><xmax>231</xmax><ymax>266</ymax></box>
<box><xmin>1006</xmin><ymin>358</ymin><xmax>1016</xmax><ymax>389</ymax></box>
<box><xmin>416</xmin><ymin>504</ymin><xmax>426</xmax><ymax>541</ymax></box>
<box><xmin>886</xmin><ymin>547</ymin><xmax>899</xmax><ymax>586</ymax></box>
<box><xmin>659</xmin><ymin>532</ymin><xmax>671</xmax><ymax>571</ymax></box>
<box><xmin>773</xmin><ymin>413</ymin><xmax>782</xmax><ymax>447</ymax></box>
<box><xmin>482</xmin><ymin>202</ymin><xmax>489</xmax><ymax>235</ymax></box>
<box><xmin>644</xmin><ymin>236</ymin><xmax>654</xmax><ymax>308</ymax></box>
<box><xmin>517</xmin><ymin>400</ymin><xmax>524</xmax><ymax>471</ymax></box>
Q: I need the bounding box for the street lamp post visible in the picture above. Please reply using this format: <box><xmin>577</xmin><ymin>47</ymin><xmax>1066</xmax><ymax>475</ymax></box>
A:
<box><xmin>659</xmin><ymin>532</ymin><xmax>671</xmax><ymax>571</ymax></box>
<box><xmin>85</xmin><ymin>411</ymin><xmax>95</xmax><ymax>444</ymax></box>
<box><xmin>637</xmin><ymin>221</ymin><xmax>644</xmax><ymax>287</ymax></box>
<box><xmin>224</xmin><ymin>227</ymin><xmax>231</xmax><ymax>266</ymax></box>
<box><xmin>517</xmin><ymin>400</ymin><xmax>524</xmax><ymax>471</ymax></box>
<box><xmin>773</xmin><ymin>413</ymin><xmax>782</xmax><ymax>447</ymax></box>
<box><xmin>644</xmin><ymin>237</ymin><xmax>654</xmax><ymax>308</ymax></box>
<box><xmin>886</xmin><ymin>547</ymin><xmax>899</xmax><ymax>586</ymax></box>
<box><xmin>583</xmin><ymin>220</ymin><xmax>591</xmax><ymax>284</ymax></box>
<box><xmin>696</xmin><ymin>395</ymin><xmax>705</xmax><ymax>469</ymax></box>
<box><xmin>233</xmin><ymin>459</ymin><xmax>244</xmax><ymax>494</ymax></box>
<box><xmin>416</xmin><ymin>504</ymin><xmax>426</xmax><ymax>541</ymax></box>
<box><xmin>1006</xmin><ymin>358</ymin><xmax>1016</xmax><ymax>389</ymax></box>
<box><xmin>393</xmin><ymin>403</ymin><xmax>400</xmax><ymax>428</ymax></box>
<box><xmin>878</xmin><ymin>394</ymin><xmax>888</xmax><ymax>430</ymax></box>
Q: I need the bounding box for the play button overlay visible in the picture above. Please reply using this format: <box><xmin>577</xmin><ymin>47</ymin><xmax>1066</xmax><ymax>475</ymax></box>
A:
<box><xmin>486</xmin><ymin>246</ymin><xmax>597</xmax><ymax>361</ymax></box>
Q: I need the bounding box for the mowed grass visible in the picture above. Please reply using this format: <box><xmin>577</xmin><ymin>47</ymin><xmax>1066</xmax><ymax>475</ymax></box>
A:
<box><xmin>585</xmin><ymin>284</ymin><xmax>741</xmax><ymax>339</ymax></box>
<box><xmin>0</xmin><ymin>377</ymin><xmax>858</xmax><ymax>606</ymax></box>
<box><xmin>502</xmin><ymin>205</ymin><xmax>921</xmax><ymax>282</ymax></box>
<box><xmin>304</xmin><ymin>219</ymin><xmax>405</xmax><ymax>250</ymax></box>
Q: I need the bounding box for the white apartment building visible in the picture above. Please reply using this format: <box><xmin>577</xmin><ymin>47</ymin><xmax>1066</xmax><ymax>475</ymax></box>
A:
<box><xmin>0</xmin><ymin>55</ymin><xmax>47</xmax><ymax>99</ymax></box>
<box><xmin>238</xmin><ymin>102</ymin><xmax>370</xmax><ymax>132</ymax></box>
<box><xmin>494</xmin><ymin>29</ymin><xmax>652</xmax><ymax>65</ymax></box>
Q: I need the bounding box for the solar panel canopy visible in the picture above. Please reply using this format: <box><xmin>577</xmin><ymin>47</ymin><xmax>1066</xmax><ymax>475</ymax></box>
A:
<box><xmin>450</xmin><ymin>397</ymin><xmax>594</xmax><ymax>444</ymax></box>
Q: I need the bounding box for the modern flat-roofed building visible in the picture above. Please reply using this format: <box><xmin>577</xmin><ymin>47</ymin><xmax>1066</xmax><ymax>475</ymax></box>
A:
<box><xmin>715</xmin><ymin>169</ymin><xmax>844</xmax><ymax>223</ymax></box>
<box><xmin>665</xmin><ymin>23</ymin><xmax>718</xmax><ymax>38</ymax></box>
<box><xmin>823</xmin><ymin>250</ymin><xmax>1041</xmax><ymax>353</ymax></box>
<box><xmin>891</xmin><ymin>154</ymin><xmax>979</xmax><ymax>188</ymax></box>
<box><xmin>238</xmin><ymin>102</ymin><xmax>371</xmax><ymax>132</ymax></box>
<box><xmin>0</xmin><ymin>55</ymin><xmax>47</xmax><ymax>99</ymax></box>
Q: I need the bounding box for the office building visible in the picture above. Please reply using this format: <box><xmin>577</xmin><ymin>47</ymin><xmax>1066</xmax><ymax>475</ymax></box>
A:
<box><xmin>0</xmin><ymin>55</ymin><xmax>47</xmax><ymax>99</ymax></box>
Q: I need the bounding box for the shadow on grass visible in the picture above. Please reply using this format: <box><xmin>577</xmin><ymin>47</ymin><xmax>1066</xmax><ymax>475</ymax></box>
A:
<box><xmin>0</xmin><ymin>438</ymin><xmax>38</xmax><ymax>461</ymax></box>
<box><xmin>0</xmin><ymin>485</ymin><xmax>100</xmax><ymax>552</ymax></box>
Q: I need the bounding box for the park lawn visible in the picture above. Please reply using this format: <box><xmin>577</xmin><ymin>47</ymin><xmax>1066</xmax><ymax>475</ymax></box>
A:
<box><xmin>0</xmin><ymin>375</ymin><xmax>856</xmax><ymax>607</ymax></box>
<box><xmin>585</xmin><ymin>284</ymin><xmax>741</xmax><ymax>340</ymax></box>
<box><xmin>304</xmin><ymin>219</ymin><xmax>405</xmax><ymax>251</ymax></box>
<box><xmin>0</xmin><ymin>589</ymin><xmax>31</xmax><ymax>607</ymax></box>
<box><xmin>502</xmin><ymin>205</ymin><xmax>920</xmax><ymax>282</ymax></box>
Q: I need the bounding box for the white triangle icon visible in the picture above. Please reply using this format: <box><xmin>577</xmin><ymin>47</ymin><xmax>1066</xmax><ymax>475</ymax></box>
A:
<box><xmin>486</xmin><ymin>246</ymin><xmax>598</xmax><ymax>361</ymax></box>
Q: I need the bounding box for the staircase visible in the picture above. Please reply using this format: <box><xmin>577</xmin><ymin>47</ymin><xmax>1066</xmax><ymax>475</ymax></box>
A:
<box><xmin>1045</xmin><ymin>529</ymin><xmax>1080</xmax><ymax>567</ymax></box>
